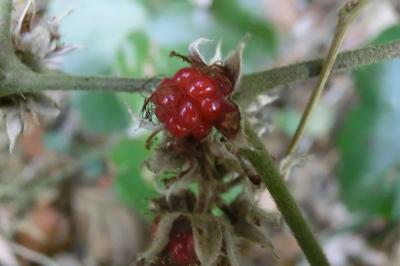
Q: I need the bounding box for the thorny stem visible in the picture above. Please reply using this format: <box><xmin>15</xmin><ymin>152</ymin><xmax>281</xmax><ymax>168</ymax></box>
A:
<box><xmin>240</xmin><ymin>120</ymin><xmax>330</xmax><ymax>266</ymax></box>
<box><xmin>286</xmin><ymin>0</ymin><xmax>369</xmax><ymax>155</ymax></box>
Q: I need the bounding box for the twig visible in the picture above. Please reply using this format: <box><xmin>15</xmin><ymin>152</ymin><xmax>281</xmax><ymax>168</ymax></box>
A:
<box><xmin>0</xmin><ymin>71</ymin><xmax>159</xmax><ymax>96</ymax></box>
<box><xmin>287</xmin><ymin>0</ymin><xmax>369</xmax><ymax>155</ymax></box>
<box><xmin>0</xmin><ymin>0</ymin><xmax>12</xmax><ymax>61</ymax></box>
<box><xmin>240</xmin><ymin>120</ymin><xmax>330</xmax><ymax>266</ymax></box>
<box><xmin>234</xmin><ymin>40</ymin><xmax>400</xmax><ymax>107</ymax></box>
<box><xmin>10</xmin><ymin>242</ymin><xmax>59</xmax><ymax>266</ymax></box>
<box><xmin>0</xmin><ymin>41</ymin><xmax>398</xmax><ymax>99</ymax></box>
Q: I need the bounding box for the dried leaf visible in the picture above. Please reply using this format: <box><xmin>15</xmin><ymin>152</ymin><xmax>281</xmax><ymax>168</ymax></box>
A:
<box><xmin>279</xmin><ymin>153</ymin><xmax>311</xmax><ymax>180</ymax></box>
<box><xmin>190</xmin><ymin>215</ymin><xmax>223</xmax><ymax>266</ymax></box>
<box><xmin>143</xmin><ymin>147</ymin><xmax>183</xmax><ymax>174</ymax></box>
<box><xmin>0</xmin><ymin>237</ymin><xmax>18</xmax><ymax>266</ymax></box>
<box><xmin>221</xmin><ymin>224</ymin><xmax>240</xmax><ymax>266</ymax></box>
<box><xmin>138</xmin><ymin>213</ymin><xmax>180</xmax><ymax>265</ymax></box>
<box><xmin>188</xmin><ymin>38</ymin><xmax>212</xmax><ymax>64</ymax></box>
<box><xmin>165</xmin><ymin>162</ymin><xmax>198</xmax><ymax>203</ymax></box>
<box><xmin>234</xmin><ymin>220</ymin><xmax>275</xmax><ymax>252</ymax></box>
<box><xmin>28</xmin><ymin>94</ymin><xmax>60</xmax><ymax>122</ymax></box>
<box><xmin>209</xmin><ymin>141</ymin><xmax>243</xmax><ymax>174</ymax></box>
<box><xmin>209</xmin><ymin>41</ymin><xmax>222</xmax><ymax>65</ymax></box>
<box><xmin>5</xmin><ymin>108</ymin><xmax>23</xmax><ymax>153</ymax></box>
<box><xmin>224</xmin><ymin>39</ymin><xmax>246</xmax><ymax>89</ymax></box>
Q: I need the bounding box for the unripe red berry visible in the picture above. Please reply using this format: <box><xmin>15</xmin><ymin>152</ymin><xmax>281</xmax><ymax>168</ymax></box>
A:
<box><xmin>149</xmin><ymin>63</ymin><xmax>240</xmax><ymax>140</ymax></box>
<box><xmin>186</xmin><ymin>76</ymin><xmax>218</xmax><ymax>100</ymax></box>
<box><xmin>173</xmin><ymin>67</ymin><xmax>202</xmax><ymax>89</ymax></box>
<box><xmin>200</xmin><ymin>96</ymin><xmax>223</xmax><ymax>122</ymax></box>
<box><xmin>155</xmin><ymin>107</ymin><xmax>173</xmax><ymax>123</ymax></box>
<box><xmin>216</xmin><ymin>75</ymin><xmax>233</xmax><ymax>96</ymax></box>
<box><xmin>151</xmin><ymin>79</ymin><xmax>182</xmax><ymax>110</ymax></box>
<box><xmin>165</xmin><ymin>116</ymin><xmax>190</xmax><ymax>138</ymax></box>
<box><xmin>178</xmin><ymin>99</ymin><xmax>202</xmax><ymax>129</ymax></box>
<box><xmin>191</xmin><ymin>121</ymin><xmax>213</xmax><ymax>140</ymax></box>
<box><xmin>167</xmin><ymin>230</ymin><xmax>196</xmax><ymax>266</ymax></box>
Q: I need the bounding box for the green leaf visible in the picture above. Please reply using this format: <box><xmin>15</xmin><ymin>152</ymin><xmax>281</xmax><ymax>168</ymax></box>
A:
<box><xmin>73</xmin><ymin>92</ymin><xmax>130</xmax><ymax>134</ymax></box>
<box><xmin>338</xmin><ymin>26</ymin><xmax>400</xmax><ymax>220</ymax></box>
<box><xmin>111</xmin><ymin>138</ymin><xmax>158</xmax><ymax>214</ymax></box>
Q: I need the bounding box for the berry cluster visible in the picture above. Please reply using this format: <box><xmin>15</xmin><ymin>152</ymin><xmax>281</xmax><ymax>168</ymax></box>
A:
<box><xmin>149</xmin><ymin>66</ymin><xmax>240</xmax><ymax>140</ymax></box>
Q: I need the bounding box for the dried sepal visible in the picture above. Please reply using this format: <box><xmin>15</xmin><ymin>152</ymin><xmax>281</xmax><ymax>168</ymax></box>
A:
<box><xmin>221</xmin><ymin>223</ymin><xmax>240</xmax><ymax>266</ymax></box>
<box><xmin>27</xmin><ymin>93</ymin><xmax>60</xmax><ymax>124</ymax></box>
<box><xmin>137</xmin><ymin>213</ymin><xmax>181</xmax><ymax>265</ymax></box>
<box><xmin>0</xmin><ymin>93</ymin><xmax>60</xmax><ymax>152</ymax></box>
<box><xmin>226</xmin><ymin>194</ymin><xmax>277</xmax><ymax>253</ymax></box>
<box><xmin>188</xmin><ymin>38</ymin><xmax>215</xmax><ymax>65</ymax></box>
<box><xmin>224</xmin><ymin>40</ymin><xmax>245</xmax><ymax>92</ymax></box>
<box><xmin>215</xmin><ymin>101</ymin><xmax>241</xmax><ymax>140</ymax></box>
<box><xmin>209</xmin><ymin>138</ymin><xmax>244</xmax><ymax>174</ymax></box>
<box><xmin>234</xmin><ymin>219</ymin><xmax>276</xmax><ymax>253</ymax></box>
<box><xmin>165</xmin><ymin>162</ymin><xmax>198</xmax><ymax>204</ymax></box>
<box><xmin>279</xmin><ymin>153</ymin><xmax>311</xmax><ymax>180</ymax></box>
<box><xmin>4</xmin><ymin>107</ymin><xmax>24</xmax><ymax>153</ymax></box>
<box><xmin>11</xmin><ymin>0</ymin><xmax>77</xmax><ymax>72</ymax></box>
<box><xmin>190</xmin><ymin>214</ymin><xmax>223</xmax><ymax>266</ymax></box>
<box><xmin>143</xmin><ymin>146</ymin><xmax>184</xmax><ymax>174</ymax></box>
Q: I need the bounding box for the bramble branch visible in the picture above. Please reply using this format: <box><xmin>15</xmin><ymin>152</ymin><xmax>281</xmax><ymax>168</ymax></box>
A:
<box><xmin>234</xmin><ymin>40</ymin><xmax>400</xmax><ymax>107</ymax></box>
<box><xmin>1</xmin><ymin>0</ymin><xmax>400</xmax><ymax>103</ymax></box>
<box><xmin>240</xmin><ymin>120</ymin><xmax>330</xmax><ymax>266</ymax></box>
<box><xmin>286</xmin><ymin>0</ymin><xmax>369</xmax><ymax>155</ymax></box>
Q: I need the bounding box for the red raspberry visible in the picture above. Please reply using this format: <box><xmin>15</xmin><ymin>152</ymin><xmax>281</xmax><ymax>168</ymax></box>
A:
<box><xmin>216</xmin><ymin>75</ymin><xmax>233</xmax><ymax>96</ymax></box>
<box><xmin>149</xmin><ymin>64</ymin><xmax>240</xmax><ymax>140</ymax></box>
<box><xmin>186</xmin><ymin>75</ymin><xmax>218</xmax><ymax>100</ymax></box>
<box><xmin>178</xmin><ymin>99</ymin><xmax>202</xmax><ymax>129</ymax></box>
<box><xmin>200</xmin><ymin>97</ymin><xmax>223</xmax><ymax>122</ymax></box>
<box><xmin>165</xmin><ymin>116</ymin><xmax>190</xmax><ymax>138</ymax></box>
<box><xmin>173</xmin><ymin>67</ymin><xmax>202</xmax><ymax>89</ymax></box>
<box><xmin>191</xmin><ymin>121</ymin><xmax>213</xmax><ymax>140</ymax></box>
<box><xmin>151</xmin><ymin>79</ymin><xmax>182</xmax><ymax>110</ymax></box>
<box><xmin>167</xmin><ymin>230</ymin><xmax>196</xmax><ymax>266</ymax></box>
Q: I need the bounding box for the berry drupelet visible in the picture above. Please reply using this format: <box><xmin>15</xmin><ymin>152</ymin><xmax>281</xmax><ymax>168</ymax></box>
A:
<box><xmin>149</xmin><ymin>66</ymin><xmax>240</xmax><ymax>140</ymax></box>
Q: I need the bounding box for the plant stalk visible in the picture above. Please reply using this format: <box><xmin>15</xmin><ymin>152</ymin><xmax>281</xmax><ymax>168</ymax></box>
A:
<box><xmin>240</xmin><ymin>121</ymin><xmax>330</xmax><ymax>266</ymax></box>
<box><xmin>286</xmin><ymin>0</ymin><xmax>369</xmax><ymax>155</ymax></box>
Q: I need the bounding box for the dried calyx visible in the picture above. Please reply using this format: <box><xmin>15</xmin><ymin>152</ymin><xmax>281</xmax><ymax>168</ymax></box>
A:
<box><xmin>0</xmin><ymin>0</ymin><xmax>76</xmax><ymax>152</ymax></box>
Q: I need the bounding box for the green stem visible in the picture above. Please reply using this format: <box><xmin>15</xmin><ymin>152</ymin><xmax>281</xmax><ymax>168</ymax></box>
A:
<box><xmin>287</xmin><ymin>0</ymin><xmax>369</xmax><ymax>155</ymax></box>
<box><xmin>0</xmin><ymin>0</ymin><xmax>12</xmax><ymax>61</ymax></box>
<box><xmin>234</xmin><ymin>40</ymin><xmax>400</xmax><ymax>107</ymax></box>
<box><xmin>2</xmin><ymin>71</ymin><xmax>158</xmax><ymax>95</ymax></box>
<box><xmin>240</xmin><ymin>121</ymin><xmax>330</xmax><ymax>266</ymax></box>
<box><xmin>0</xmin><ymin>41</ymin><xmax>398</xmax><ymax>99</ymax></box>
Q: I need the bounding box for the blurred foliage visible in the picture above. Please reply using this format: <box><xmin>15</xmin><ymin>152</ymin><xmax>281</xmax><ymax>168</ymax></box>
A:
<box><xmin>111</xmin><ymin>138</ymin><xmax>158</xmax><ymax>215</ymax></box>
<box><xmin>338</xmin><ymin>25</ymin><xmax>400</xmax><ymax>221</ymax></box>
<box><xmin>72</xmin><ymin>92</ymin><xmax>131</xmax><ymax>134</ymax></box>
